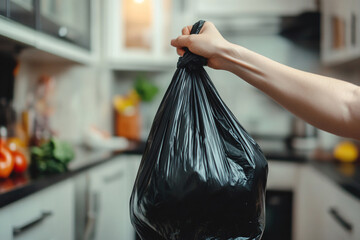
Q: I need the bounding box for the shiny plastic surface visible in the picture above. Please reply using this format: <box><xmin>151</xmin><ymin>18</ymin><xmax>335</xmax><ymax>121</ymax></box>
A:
<box><xmin>130</xmin><ymin>20</ymin><xmax>268</xmax><ymax>240</ymax></box>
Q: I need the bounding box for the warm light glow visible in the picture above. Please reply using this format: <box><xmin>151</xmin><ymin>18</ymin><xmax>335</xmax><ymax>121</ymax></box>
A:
<box><xmin>134</xmin><ymin>0</ymin><xmax>144</xmax><ymax>3</ymax></box>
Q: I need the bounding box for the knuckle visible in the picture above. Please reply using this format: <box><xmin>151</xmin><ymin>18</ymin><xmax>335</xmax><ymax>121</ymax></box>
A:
<box><xmin>206</xmin><ymin>21</ymin><xmax>214</xmax><ymax>27</ymax></box>
<box><xmin>187</xmin><ymin>35</ymin><xmax>195</xmax><ymax>44</ymax></box>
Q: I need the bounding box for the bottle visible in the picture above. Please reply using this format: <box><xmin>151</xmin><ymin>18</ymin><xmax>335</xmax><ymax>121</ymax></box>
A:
<box><xmin>21</xmin><ymin>95</ymin><xmax>36</xmax><ymax>146</ymax></box>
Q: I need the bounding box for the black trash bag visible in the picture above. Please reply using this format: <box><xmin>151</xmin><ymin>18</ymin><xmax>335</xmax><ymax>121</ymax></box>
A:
<box><xmin>130</xmin><ymin>20</ymin><xmax>268</xmax><ymax>240</ymax></box>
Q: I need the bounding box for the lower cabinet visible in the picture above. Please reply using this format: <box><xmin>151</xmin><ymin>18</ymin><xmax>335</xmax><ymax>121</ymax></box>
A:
<box><xmin>85</xmin><ymin>155</ymin><xmax>141</xmax><ymax>240</ymax></box>
<box><xmin>321</xmin><ymin>180</ymin><xmax>360</xmax><ymax>240</ymax></box>
<box><xmin>294</xmin><ymin>166</ymin><xmax>360</xmax><ymax>240</ymax></box>
<box><xmin>0</xmin><ymin>180</ymin><xmax>74</xmax><ymax>240</ymax></box>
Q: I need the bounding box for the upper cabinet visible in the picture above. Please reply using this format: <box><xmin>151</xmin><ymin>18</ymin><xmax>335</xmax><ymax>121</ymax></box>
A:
<box><xmin>194</xmin><ymin>0</ymin><xmax>317</xmax><ymax>17</ymax></box>
<box><xmin>0</xmin><ymin>0</ymin><xmax>95</xmax><ymax>64</ymax></box>
<box><xmin>8</xmin><ymin>0</ymin><xmax>36</xmax><ymax>28</ymax></box>
<box><xmin>0</xmin><ymin>0</ymin><xmax>6</xmax><ymax>17</ymax></box>
<box><xmin>104</xmin><ymin>0</ymin><xmax>177</xmax><ymax>71</ymax></box>
<box><xmin>321</xmin><ymin>0</ymin><xmax>360</xmax><ymax>65</ymax></box>
<box><xmin>38</xmin><ymin>0</ymin><xmax>91</xmax><ymax>49</ymax></box>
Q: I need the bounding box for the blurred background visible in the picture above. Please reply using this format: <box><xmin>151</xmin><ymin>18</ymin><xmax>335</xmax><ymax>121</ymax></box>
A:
<box><xmin>0</xmin><ymin>0</ymin><xmax>359</xmax><ymax>240</ymax></box>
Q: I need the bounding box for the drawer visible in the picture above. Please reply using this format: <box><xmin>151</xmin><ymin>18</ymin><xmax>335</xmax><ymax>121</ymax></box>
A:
<box><xmin>323</xmin><ymin>184</ymin><xmax>360</xmax><ymax>240</ymax></box>
<box><xmin>0</xmin><ymin>180</ymin><xmax>74</xmax><ymax>240</ymax></box>
<box><xmin>86</xmin><ymin>155</ymin><xmax>141</xmax><ymax>240</ymax></box>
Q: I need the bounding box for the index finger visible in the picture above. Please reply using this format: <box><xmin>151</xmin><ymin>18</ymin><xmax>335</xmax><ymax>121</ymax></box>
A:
<box><xmin>182</xmin><ymin>25</ymin><xmax>192</xmax><ymax>35</ymax></box>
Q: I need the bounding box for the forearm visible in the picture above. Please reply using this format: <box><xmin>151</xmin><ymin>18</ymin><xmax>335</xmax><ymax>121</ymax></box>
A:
<box><xmin>219</xmin><ymin>44</ymin><xmax>360</xmax><ymax>140</ymax></box>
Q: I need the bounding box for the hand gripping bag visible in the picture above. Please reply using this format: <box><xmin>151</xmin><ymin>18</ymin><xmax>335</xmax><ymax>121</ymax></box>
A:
<box><xmin>130</xmin><ymin>20</ymin><xmax>268</xmax><ymax>240</ymax></box>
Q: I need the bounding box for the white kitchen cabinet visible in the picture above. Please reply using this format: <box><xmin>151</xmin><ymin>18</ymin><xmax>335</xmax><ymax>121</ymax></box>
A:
<box><xmin>294</xmin><ymin>166</ymin><xmax>330</xmax><ymax>240</ymax></box>
<box><xmin>103</xmin><ymin>0</ymin><xmax>178</xmax><ymax>71</ymax></box>
<box><xmin>321</xmin><ymin>178</ymin><xmax>360</xmax><ymax>240</ymax></box>
<box><xmin>321</xmin><ymin>0</ymin><xmax>360</xmax><ymax>65</ymax></box>
<box><xmin>294</xmin><ymin>166</ymin><xmax>360</xmax><ymax>240</ymax></box>
<box><xmin>195</xmin><ymin>0</ymin><xmax>316</xmax><ymax>17</ymax></box>
<box><xmin>86</xmin><ymin>155</ymin><xmax>141</xmax><ymax>240</ymax></box>
<box><xmin>0</xmin><ymin>0</ymin><xmax>100</xmax><ymax>64</ymax></box>
<box><xmin>0</xmin><ymin>180</ymin><xmax>75</xmax><ymax>240</ymax></box>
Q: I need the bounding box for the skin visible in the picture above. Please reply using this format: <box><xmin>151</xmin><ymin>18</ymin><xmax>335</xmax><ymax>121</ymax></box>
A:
<box><xmin>171</xmin><ymin>22</ymin><xmax>360</xmax><ymax>141</ymax></box>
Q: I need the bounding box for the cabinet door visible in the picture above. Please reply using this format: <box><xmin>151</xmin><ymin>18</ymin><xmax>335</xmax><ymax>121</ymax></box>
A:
<box><xmin>0</xmin><ymin>180</ymin><xmax>74</xmax><ymax>240</ymax></box>
<box><xmin>38</xmin><ymin>0</ymin><xmax>91</xmax><ymax>49</ymax></box>
<box><xmin>105</xmin><ymin>0</ymin><xmax>176</xmax><ymax>68</ymax></box>
<box><xmin>322</xmin><ymin>208</ymin><xmax>353</xmax><ymax>240</ymax></box>
<box><xmin>195</xmin><ymin>0</ymin><xmax>316</xmax><ymax>16</ymax></box>
<box><xmin>8</xmin><ymin>0</ymin><xmax>36</xmax><ymax>28</ymax></box>
<box><xmin>294</xmin><ymin>167</ymin><xmax>331</xmax><ymax>240</ymax></box>
<box><xmin>120</xmin><ymin>155</ymin><xmax>142</xmax><ymax>240</ymax></box>
<box><xmin>321</xmin><ymin>182</ymin><xmax>360</xmax><ymax>240</ymax></box>
<box><xmin>294</xmin><ymin>166</ymin><xmax>360</xmax><ymax>240</ymax></box>
<box><xmin>87</xmin><ymin>158</ymin><xmax>133</xmax><ymax>240</ymax></box>
<box><xmin>0</xmin><ymin>0</ymin><xmax>6</xmax><ymax>17</ymax></box>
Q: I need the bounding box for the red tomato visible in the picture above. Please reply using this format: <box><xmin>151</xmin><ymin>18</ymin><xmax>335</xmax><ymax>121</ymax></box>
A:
<box><xmin>0</xmin><ymin>146</ymin><xmax>14</xmax><ymax>178</ymax></box>
<box><xmin>12</xmin><ymin>151</ymin><xmax>28</xmax><ymax>174</ymax></box>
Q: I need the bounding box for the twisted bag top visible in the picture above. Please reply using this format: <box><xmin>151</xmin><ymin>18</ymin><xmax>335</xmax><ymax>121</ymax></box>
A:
<box><xmin>130</xmin><ymin>20</ymin><xmax>268</xmax><ymax>240</ymax></box>
<box><xmin>177</xmin><ymin>20</ymin><xmax>207</xmax><ymax>70</ymax></box>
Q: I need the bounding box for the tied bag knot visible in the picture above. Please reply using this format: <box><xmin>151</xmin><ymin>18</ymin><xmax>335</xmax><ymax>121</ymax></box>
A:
<box><xmin>177</xmin><ymin>52</ymin><xmax>207</xmax><ymax>70</ymax></box>
<box><xmin>176</xmin><ymin>20</ymin><xmax>207</xmax><ymax>70</ymax></box>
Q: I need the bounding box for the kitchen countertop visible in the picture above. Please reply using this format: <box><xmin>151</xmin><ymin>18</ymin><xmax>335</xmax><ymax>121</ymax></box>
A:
<box><xmin>1</xmin><ymin>140</ymin><xmax>359</xmax><ymax>209</ymax></box>
<box><xmin>0</xmin><ymin>141</ymin><xmax>146</xmax><ymax>209</ymax></box>
<box><xmin>310</xmin><ymin>161</ymin><xmax>360</xmax><ymax>200</ymax></box>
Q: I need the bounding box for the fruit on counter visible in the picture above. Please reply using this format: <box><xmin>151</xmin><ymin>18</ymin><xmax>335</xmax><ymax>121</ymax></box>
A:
<box><xmin>7</xmin><ymin>137</ymin><xmax>26</xmax><ymax>149</ymax></box>
<box><xmin>0</xmin><ymin>145</ymin><xmax>14</xmax><ymax>178</ymax></box>
<box><xmin>11</xmin><ymin>150</ymin><xmax>28</xmax><ymax>174</ymax></box>
<box><xmin>31</xmin><ymin>138</ymin><xmax>74</xmax><ymax>174</ymax></box>
<box><xmin>333</xmin><ymin>141</ymin><xmax>359</xmax><ymax>163</ymax></box>
<box><xmin>128</xmin><ymin>89</ymin><xmax>141</xmax><ymax>105</ymax></box>
<box><xmin>8</xmin><ymin>141</ymin><xmax>28</xmax><ymax>174</ymax></box>
<box><xmin>0</xmin><ymin>127</ymin><xmax>14</xmax><ymax>178</ymax></box>
<box><xmin>113</xmin><ymin>95</ymin><xmax>137</xmax><ymax>114</ymax></box>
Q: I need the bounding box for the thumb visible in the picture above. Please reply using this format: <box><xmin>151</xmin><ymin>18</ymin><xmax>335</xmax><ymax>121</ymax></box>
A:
<box><xmin>171</xmin><ymin>35</ymin><xmax>192</xmax><ymax>49</ymax></box>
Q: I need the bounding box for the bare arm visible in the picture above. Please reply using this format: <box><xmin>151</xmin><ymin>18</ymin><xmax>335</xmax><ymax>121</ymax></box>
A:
<box><xmin>171</xmin><ymin>22</ymin><xmax>360</xmax><ymax>140</ymax></box>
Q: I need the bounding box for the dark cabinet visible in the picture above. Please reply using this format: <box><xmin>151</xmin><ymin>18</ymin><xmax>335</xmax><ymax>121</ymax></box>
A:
<box><xmin>8</xmin><ymin>0</ymin><xmax>36</xmax><ymax>28</ymax></box>
<box><xmin>0</xmin><ymin>0</ymin><xmax>6</xmax><ymax>17</ymax></box>
<box><xmin>263</xmin><ymin>190</ymin><xmax>293</xmax><ymax>240</ymax></box>
<box><xmin>0</xmin><ymin>0</ymin><xmax>91</xmax><ymax>50</ymax></box>
<box><xmin>38</xmin><ymin>0</ymin><xmax>91</xmax><ymax>49</ymax></box>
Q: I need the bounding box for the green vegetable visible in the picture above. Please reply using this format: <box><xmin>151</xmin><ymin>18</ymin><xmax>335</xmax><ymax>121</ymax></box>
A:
<box><xmin>31</xmin><ymin>138</ymin><xmax>75</xmax><ymax>174</ymax></box>
<box><xmin>134</xmin><ymin>74</ymin><xmax>159</xmax><ymax>102</ymax></box>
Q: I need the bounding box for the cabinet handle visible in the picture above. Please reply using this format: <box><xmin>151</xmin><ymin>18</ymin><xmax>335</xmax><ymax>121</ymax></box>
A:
<box><xmin>84</xmin><ymin>192</ymin><xmax>100</xmax><ymax>240</ymax></box>
<box><xmin>329</xmin><ymin>208</ymin><xmax>353</xmax><ymax>232</ymax></box>
<box><xmin>103</xmin><ymin>170</ymin><xmax>124</xmax><ymax>183</ymax></box>
<box><xmin>13</xmin><ymin>211</ymin><xmax>52</xmax><ymax>237</ymax></box>
<box><xmin>58</xmin><ymin>26</ymin><xmax>68</xmax><ymax>38</ymax></box>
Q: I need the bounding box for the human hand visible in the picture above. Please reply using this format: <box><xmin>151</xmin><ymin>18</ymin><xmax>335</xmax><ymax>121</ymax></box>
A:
<box><xmin>171</xmin><ymin>21</ymin><xmax>232</xmax><ymax>69</ymax></box>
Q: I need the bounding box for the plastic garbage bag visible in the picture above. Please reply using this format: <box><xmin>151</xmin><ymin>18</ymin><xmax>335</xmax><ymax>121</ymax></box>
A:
<box><xmin>130</xmin><ymin>20</ymin><xmax>268</xmax><ymax>240</ymax></box>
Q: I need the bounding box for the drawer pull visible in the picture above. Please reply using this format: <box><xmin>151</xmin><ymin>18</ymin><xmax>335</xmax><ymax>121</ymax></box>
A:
<box><xmin>13</xmin><ymin>211</ymin><xmax>52</xmax><ymax>237</ymax></box>
<box><xmin>329</xmin><ymin>208</ymin><xmax>353</xmax><ymax>232</ymax></box>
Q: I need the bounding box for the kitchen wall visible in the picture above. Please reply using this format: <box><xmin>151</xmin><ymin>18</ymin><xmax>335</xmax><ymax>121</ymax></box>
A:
<box><xmin>13</xmin><ymin>60</ymin><xmax>113</xmax><ymax>143</ymax></box>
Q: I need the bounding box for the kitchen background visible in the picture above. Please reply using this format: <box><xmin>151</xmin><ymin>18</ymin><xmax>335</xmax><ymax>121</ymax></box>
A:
<box><xmin>0</xmin><ymin>0</ymin><xmax>360</xmax><ymax>240</ymax></box>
